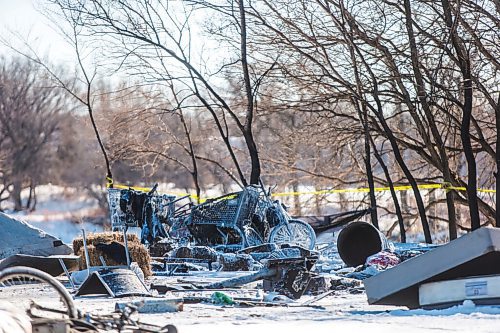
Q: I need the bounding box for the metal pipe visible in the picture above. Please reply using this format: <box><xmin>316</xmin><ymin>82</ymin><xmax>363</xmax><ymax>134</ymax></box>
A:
<box><xmin>99</xmin><ymin>256</ymin><xmax>107</xmax><ymax>267</ymax></box>
<box><xmin>58</xmin><ymin>258</ymin><xmax>76</xmax><ymax>290</ymax></box>
<box><xmin>204</xmin><ymin>268</ymin><xmax>277</xmax><ymax>290</ymax></box>
<box><xmin>123</xmin><ymin>227</ymin><xmax>131</xmax><ymax>268</ymax></box>
<box><xmin>82</xmin><ymin>229</ymin><xmax>91</xmax><ymax>273</ymax></box>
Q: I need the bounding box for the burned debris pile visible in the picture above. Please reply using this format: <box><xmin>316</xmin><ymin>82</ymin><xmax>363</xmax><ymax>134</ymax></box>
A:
<box><xmin>4</xmin><ymin>182</ymin><xmax>495</xmax><ymax>332</ymax></box>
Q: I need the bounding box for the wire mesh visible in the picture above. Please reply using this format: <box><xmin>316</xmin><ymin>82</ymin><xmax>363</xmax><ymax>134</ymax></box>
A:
<box><xmin>188</xmin><ymin>186</ymin><xmax>260</xmax><ymax>227</ymax></box>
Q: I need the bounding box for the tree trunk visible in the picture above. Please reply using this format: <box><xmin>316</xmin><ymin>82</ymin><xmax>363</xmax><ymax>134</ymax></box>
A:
<box><xmin>401</xmin><ymin>190</ymin><xmax>409</xmax><ymax>212</ymax></box>
<box><xmin>31</xmin><ymin>186</ymin><xmax>37</xmax><ymax>211</ymax></box>
<box><xmin>26</xmin><ymin>181</ymin><xmax>36</xmax><ymax>211</ymax></box>
<box><xmin>315</xmin><ymin>193</ymin><xmax>321</xmax><ymax>215</ymax></box>
<box><xmin>439</xmin><ymin>0</ymin><xmax>480</xmax><ymax>230</ymax></box>
<box><xmin>363</xmin><ymin>108</ymin><xmax>378</xmax><ymax>229</ymax></box>
<box><xmin>446</xmin><ymin>190</ymin><xmax>458</xmax><ymax>239</ymax></box>
<box><xmin>370</xmin><ymin>137</ymin><xmax>406</xmax><ymax>242</ymax></box>
<box><xmin>346</xmin><ymin>30</ymin><xmax>378</xmax><ymax>228</ymax></box>
<box><xmin>496</xmin><ymin>94</ymin><xmax>500</xmax><ymax>227</ymax></box>
<box><xmin>178</xmin><ymin>108</ymin><xmax>201</xmax><ymax>204</ymax></box>
<box><xmin>461</xmin><ymin>82</ymin><xmax>480</xmax><ymax>230</ymax></box>
<box><xmin>403</xmin><ymin>0</ymin><xmax>457</xmax><ymax>239</ymax></box>
<box><xmin>245</xmin><ymin>132</ymin><xmax>261</xmax><ymax>185</ymax></box>
<box><xmin>26</xmin><ymin>183</ymin><xmax>33</xmax><ymax>211</ymax></box>
<box><xmin>239</xmin><ymin>0</ymin><xmax>261</xmax><ymax>185</ymax></box>
<box><xmin>12</xmin><ymin>178</ymin><xmax>23</xmax><ymax>211</ymax></box>
<box><xmin>376</xmin><ymin>117</ymin><xmax>433</xmax><ymax>243</ymax></box>
<box><xmin>292</xmin><ymin>180</ymin><xmax>302</xmax><ymax>216</ymax></box>
<box><xmin>428</xmin><ymin>189</ymin><xmax>437</xmax><ymax>233</ymax></box>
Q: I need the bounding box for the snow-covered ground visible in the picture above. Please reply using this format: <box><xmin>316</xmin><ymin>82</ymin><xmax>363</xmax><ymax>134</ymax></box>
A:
<box><xmin>3</xmin><ymin>270</ymin><xmax>500</xmax><ymax>333</ymax></box>
<box><xmin>3</xmin><ymin>185</ymin><xmax>500</xmax><ymax>332</ymax></box>
<box><xmin>71</xmin><ymin>277</ymin><xmax>500</xmax><ymax>333</ymax></box>
<box><xmin>171</xmin><ymin>299</ymin><xmax>500</xmax><ymax>333</ymax></box>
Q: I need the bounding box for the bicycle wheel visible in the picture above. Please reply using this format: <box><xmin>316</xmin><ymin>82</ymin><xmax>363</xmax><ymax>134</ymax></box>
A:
<box><xmin>269</xmin><ymin>219</ymin><xmax>316</xmax><ymax>250</ymax></box>
<box><xmin>0</xmin><ymin>266</ymin><xmax>77</xmax><ymax>319</ymax></box>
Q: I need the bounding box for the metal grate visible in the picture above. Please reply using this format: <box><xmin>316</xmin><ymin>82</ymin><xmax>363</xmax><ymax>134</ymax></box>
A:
<box><xmin>188</xmin><ymin>186</ymin><xmax>260</xmax><ymax>227</ymax></box>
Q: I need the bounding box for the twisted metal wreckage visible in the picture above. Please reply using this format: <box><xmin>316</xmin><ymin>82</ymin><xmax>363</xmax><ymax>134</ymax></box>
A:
<box><xmin>0</xmin><ymin>184</ymin><xmax>387</xmax><ymax>333</ymax></box>
<box><xmin>108</xmin><ymin>184</ymin><xmax>318</xmax><ymax>251</ymax></box>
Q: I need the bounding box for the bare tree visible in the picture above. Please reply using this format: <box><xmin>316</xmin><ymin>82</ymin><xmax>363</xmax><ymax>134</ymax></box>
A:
<box><xmin>16</xmin><ymin>0</ymin><xmax>494</xmax><ymax>240</ymax></box>
<box><xmin>0</xmin><ymin>57</ymin><xmax>67</xmax><ymax>211</ymax></box>
<box><xmin>241</xmin><ymin>0</ymin><xmax>498</xmax><ymax>239</ymax></box>
<box><xmin>46</xmin><ymin>0</ymin><xmax>278</xmax><ymax>186</ymax></box>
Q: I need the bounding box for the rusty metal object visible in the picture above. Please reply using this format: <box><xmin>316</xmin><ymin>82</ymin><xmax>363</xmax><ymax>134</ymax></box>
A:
<box><xmin>203</xmin><ymin>256</ymin><xmax>318</xmax><ymax>299</ymax></box>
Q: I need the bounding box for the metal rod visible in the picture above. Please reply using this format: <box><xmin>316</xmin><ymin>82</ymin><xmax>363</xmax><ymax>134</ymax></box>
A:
<box><xmin>99</xmin><ymin>256</ymin><xmax>107</xmax><ymax>267</ymax></box>
<box><xmin>82</xmin><ymin>229</ymin><xmax>91</xmax><ymax>273</ymax></box>
<box><xmin>58</xmin><ymin>258</ymin><xmax>76</xmax><ymax>290</ymax></box>
<box><xmin>123</xmin><ymin>227</ymin><xmax>131</xmax><ymax>268</ymax></box>
<box><xmin>204</xmin><ymin>268</ymin><xmax>277</xmax><ymax>289</ymax></box>
<box><xmin>299</xmin><ymin>289</ymin><xmax>335</xmax><ymax>306</ymax></box>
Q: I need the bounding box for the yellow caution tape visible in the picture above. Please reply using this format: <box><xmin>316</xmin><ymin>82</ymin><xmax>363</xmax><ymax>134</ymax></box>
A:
<box><xmin>109</xmin><ymin>183</ymin><xmax>158</xmax><ymax>193</ymax></box>
<box><xmin>106</xmin><ymin>177</ymin><xmax>496</xmax><ymax>201</ymax></box>
<box><xmin>272</xmin><ymin>183</ymin><xmax>496</xmax><ymax>196</ymax></box>
<box><xmin>106</xmin><ymin>176</ymin><xmax>113</xmax><ymax>188</ymax></box>
<box><xmin>271</xmin><ymin>184</ymin><xmax>443</xmax><ymax>197</ymax></box>
<box><xmin>106</xmin><ymin>179</ymin><xmax>205</xmax><ymax>202</ymax></box>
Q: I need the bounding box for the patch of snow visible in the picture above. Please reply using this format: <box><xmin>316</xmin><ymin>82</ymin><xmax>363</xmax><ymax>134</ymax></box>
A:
<box><xmin>389</xmin><ymin>300</ymin><xmax>500</xmax><ymax>316</ymax></box>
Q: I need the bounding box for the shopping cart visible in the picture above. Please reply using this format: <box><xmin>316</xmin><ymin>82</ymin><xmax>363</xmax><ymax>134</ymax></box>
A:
<box><xmin>186</xmin><ymin>186</ymin><xmax>261</xmax><ymax>250</ymax></box>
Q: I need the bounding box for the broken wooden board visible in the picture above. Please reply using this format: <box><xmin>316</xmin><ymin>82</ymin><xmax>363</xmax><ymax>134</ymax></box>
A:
<box><xmin>150</xmin><ymin>283</ymin><xmax>199</xmax><ymax>293</ymax></box>
<box><xmin>115</xmin><ymin>298</ymin><xmax>184</xmax><ymax>313</ymax></box>
<box><xmin>364</xmin><ymin>227</ymin><xmax>500</xmax><ymax>308</ymax></box>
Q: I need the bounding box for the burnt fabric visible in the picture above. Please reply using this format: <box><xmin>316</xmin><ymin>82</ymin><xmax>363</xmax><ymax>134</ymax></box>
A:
<box><xmin>119</xmin><ymin>190</ymin><xmax>147</xmax><ymax>227</ymax></box>
<box><xmin>95</xmin><ymin>241</ymin><xmax>128</xmax><ymax>265</ymax></box>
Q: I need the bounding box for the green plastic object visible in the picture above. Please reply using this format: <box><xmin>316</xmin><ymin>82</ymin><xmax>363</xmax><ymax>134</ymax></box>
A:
<box><xmin>211</xmin><ymin>291</ymin><xmax>235</xmax><ymax>305</ymax></box>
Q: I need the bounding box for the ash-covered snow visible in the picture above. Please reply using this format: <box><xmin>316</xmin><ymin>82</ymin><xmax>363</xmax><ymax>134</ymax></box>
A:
<box><xmin>3</xmin><ymin>186</ymin><xmax>499</xmax><ymax>332</ymax></box>
<box><xmin>71</xmin><ymin>290</ymin><xmax>500</xmax><ymax>333</ymax></box>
